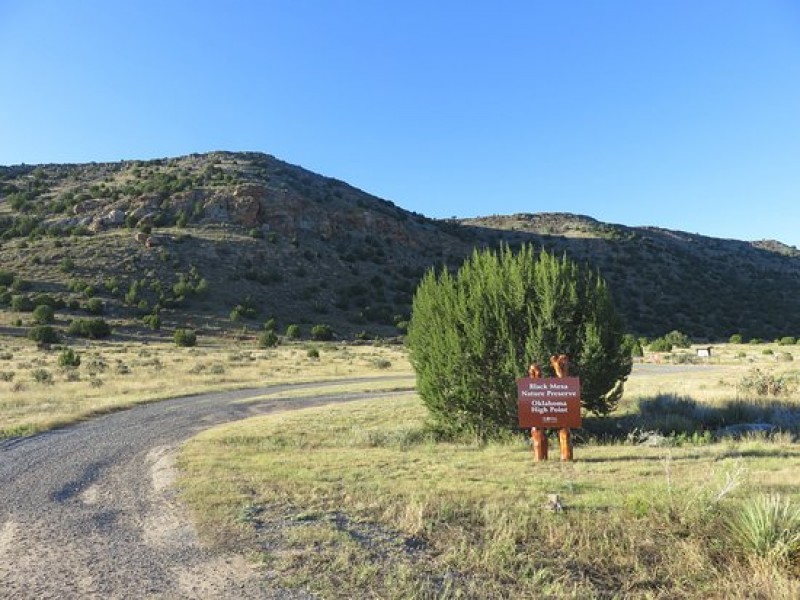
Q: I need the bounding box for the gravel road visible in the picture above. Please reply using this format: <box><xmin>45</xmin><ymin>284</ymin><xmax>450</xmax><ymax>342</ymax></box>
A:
<box><xmin>0</xmin><ymin>377</ymin><xmax>413</xmax><ymax>599</ymax></box>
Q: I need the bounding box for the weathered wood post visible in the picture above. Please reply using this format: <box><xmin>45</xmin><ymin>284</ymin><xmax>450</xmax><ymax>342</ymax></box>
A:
<box><xmin>531</xmin><ymin>428</ymin><xmax>548</xmax><ymax>461</ymax></box>
<box><xmin>528</xmin><ymin>364</ymin><xmax>548</xmax><ymax>461</ymax></box>
<box><xmin>558</xmin><ymin>427</ymin><xmax>573</xmax><ymax>461</ymax></box>
<box><xmin>550</xmin><ymin>355</ymin><xmax>574</xmax><ymax>462</ymax></box>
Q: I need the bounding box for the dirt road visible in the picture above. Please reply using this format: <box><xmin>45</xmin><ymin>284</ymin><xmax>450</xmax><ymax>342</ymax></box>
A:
<box><xmin>0</xmin><ymin>377</ymin><xmax>413</xmax><ymax>599</ymax></box>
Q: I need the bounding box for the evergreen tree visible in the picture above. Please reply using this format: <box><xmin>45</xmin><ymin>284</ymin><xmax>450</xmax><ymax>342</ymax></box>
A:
<box><xmin>406</xmin><ymin>244</ymin><xmax>631</xmax><ymax>438</ymax></box>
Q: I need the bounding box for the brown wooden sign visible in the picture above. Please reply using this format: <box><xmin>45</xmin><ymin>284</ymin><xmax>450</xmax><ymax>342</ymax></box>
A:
<box><xmin>517</xmin><ymin>377</ymin><xmax>582</xmax><ymax>429</ymax></box>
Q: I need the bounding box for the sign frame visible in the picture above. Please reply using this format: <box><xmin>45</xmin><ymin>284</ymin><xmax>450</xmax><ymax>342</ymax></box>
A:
<box><xmin>517</xmin><ymin>376</ymin><xmax>582</xmax><ymax>429</ymax></box>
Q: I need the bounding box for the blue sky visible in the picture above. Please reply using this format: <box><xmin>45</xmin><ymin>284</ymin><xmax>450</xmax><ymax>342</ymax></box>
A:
<box><xmin>1</xmin><ymin>1</ymin><xmax>799</xmax><ymax>247</ymax></box>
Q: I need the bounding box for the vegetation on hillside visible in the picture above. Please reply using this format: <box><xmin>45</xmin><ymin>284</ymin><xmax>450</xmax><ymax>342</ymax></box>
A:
<box><xmin>1</xmin><ymin>151</ymin><xmax>800</xmax><ymax>341</ymax></box>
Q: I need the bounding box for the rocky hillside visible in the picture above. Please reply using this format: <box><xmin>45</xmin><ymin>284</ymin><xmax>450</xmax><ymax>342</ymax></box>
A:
<box><xmin>1</xmin><ymin>151</ymin><xmax>799</xmax><ymax>341</ymax></box>
<box><xmin>462</xmin><ymin>213</ymin><xmax>800</xmax><ymax>340</ymax></box>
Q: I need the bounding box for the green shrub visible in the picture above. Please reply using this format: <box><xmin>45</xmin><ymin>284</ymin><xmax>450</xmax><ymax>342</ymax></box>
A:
<box><xmin>263</xmin><ymin>318</ymin><xmax>277</xmax><ymax>332</ymax></box>
<box><xmin>32</xmin><ymin>304</ymin><xmax>55</xmax><ymax>324</ymax></box>
<box><xmin>779</xmin><ymin>336</ymin><xmax>796</xmax><ymax>346</ymax></box>
<box><xmin>27</xmin><ymin>325</ymin><xmax>60</xmax><ymax>344</ymax></box>
<box><xmin>10</xmin><ymin>295</ymin><xmax>34</xmax><ymax>312</ymax></box>
<box><xmin>84</xmin><ymin>297</ymin><xmax>104</xmax><ymax>315</ymax></box>
<box><xmin>665</xmin><ymin>330</ymin><xmax>691</xmax><ymax>348</ymax></box>
<box><xmin>230</xmin><ymin>297</ymin><xmax>258</xmax><ymax>321</ymax></box>
<box><xmin>286</xmin><ymin>324</ymin><xmax>301</xmax><ymax>339</ymax></box>
<box><xmin>311</xmin><ymin>324</ymin><xmax>333</xmax><ymax>341</ymax></box>
<box><xmin>737</xmin><ymin>369</ymin><xmax>789</xmax><ymax>397</ymax></box>
<box><xmin>58</xmin><ymin>348</ymin><xmax>81</xmax><ymax>368</ymax></box>
<box><xmin>32</xmin><ymin>294</ymin><xmax>59</xmax><ymax>308</ymax></box>
<box><xmin>407</xmin><ymin>244</ymin><xmax>631</xmax><ymax>437</ymax></box>
<box><xmin>729</xmin><ymin>333</ymin><xmax>743</xmax><ymax>344</ymax></box>
<box><xmin>649</xmin><ymin>337</ymin><xmax>673</xmax><ymax>352</ymax></box>
<box><xmin>59</xmin><ymin>257</ymin><xmax>76</xmax><ymax>273</ymax></box>
<box><xmin>68</xmin><ymin>278</ymin><xmax>87</xmax><ymax>293</ymax></box>
<box><xmin>142</xmin><ymin>313</ymin><xmax>161</xmax><ymax>331</ymax></box>
<box><xmin>623</xmin><ymin>333</ymin><xmax>643</xmax><ymax>357</ymax></box>
<box><xmin>68</xmin><ymin>318</ymin><xmax>112</xmax><ymax>339</ymax></box>
<box><xmin>104</xmin><ymin>277</ymin><xmax>120</xmax><ymax>293</ymax></box>
<box><xmin>195</xmin><ymin>278</ymin><xmax>209</xmax><ymax>296</ymax></box>
<box><xmin>307</xmin><ymin>346</ymin><xmax>320</xmax><ymax>359</ymax></box>
<box><xmin>174</xmin><ymin>329</ymin><xmax>197</xmax><ymax>347</ymax></box>
<box><xmin>258</xmin><ymin>330</ymin><xmax>279</xmax><ymax>348</ymax></box>
<box><xmin>172</xmin><ymin>276</ymin><xmax>195</xmax><ymax>298</ymax></box>
<box><xmin>0</xmin><ymin>270</ymin><xmax>13</xmax><ymax>286</ymax></box>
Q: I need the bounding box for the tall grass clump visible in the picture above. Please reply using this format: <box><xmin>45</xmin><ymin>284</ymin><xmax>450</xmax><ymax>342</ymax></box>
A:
<box><xmin>726</xmin><ymin>494</ymin><xmax>800</xmax><ymax>565</ymax></box>
<box><xmin>31</xmin><ymin>368</ymin><xmax>54</xmax><ymax>385</ymax></box>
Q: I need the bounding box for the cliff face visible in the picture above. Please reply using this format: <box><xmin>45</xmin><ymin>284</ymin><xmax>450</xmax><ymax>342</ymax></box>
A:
<box><xmin>1</xmin><ymin>151</ymin><xmax>799</xmax><ymax>340</ymax></box>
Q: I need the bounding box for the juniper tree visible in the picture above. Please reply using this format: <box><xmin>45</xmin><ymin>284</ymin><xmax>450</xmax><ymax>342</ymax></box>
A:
<box><xmin>406</xmin><ymin>244</ymin><xmax>631</xmax><ymax>439</ymax></box>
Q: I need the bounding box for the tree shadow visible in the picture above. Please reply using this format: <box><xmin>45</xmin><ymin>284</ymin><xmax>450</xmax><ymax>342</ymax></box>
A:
<box><xmin>579</xmin><ymin>393</ymin><xmax>800</xmax><ymax>443</ymax></box>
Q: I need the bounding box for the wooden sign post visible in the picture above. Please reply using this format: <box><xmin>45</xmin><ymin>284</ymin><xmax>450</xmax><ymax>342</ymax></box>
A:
<box><xmin>517</xmin><ymin>375</ymin><xmax>582</xmax><ymax>461</ymax></box>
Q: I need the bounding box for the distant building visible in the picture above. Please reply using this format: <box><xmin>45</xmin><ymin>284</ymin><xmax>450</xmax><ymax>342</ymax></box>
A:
<box><xmin>696</xmin><ymin>347</ymin><xmax>712</xmax><ymax>358</ymax></box>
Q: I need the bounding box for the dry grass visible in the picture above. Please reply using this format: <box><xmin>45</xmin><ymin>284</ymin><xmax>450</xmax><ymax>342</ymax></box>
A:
<box><xmin>5</xmin><ymin>332</ymin><xmax>800</xmax><ymax>596</ymax></box>
<box><xmin>178</xmin><ymin>349</ymin><xmax>800</xmax><ymax>598</ymax></box>
<box><xmin>0</xmin><ymin>335</ymin><xmax>412</xmax><ymax>438</ymax></box>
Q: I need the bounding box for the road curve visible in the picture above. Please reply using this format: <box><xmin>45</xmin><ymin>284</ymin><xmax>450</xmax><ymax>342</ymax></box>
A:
<box><xmin>0</xmin><ymin>377</ymin><xmax>413</xmax><ymax>599</ymax></box>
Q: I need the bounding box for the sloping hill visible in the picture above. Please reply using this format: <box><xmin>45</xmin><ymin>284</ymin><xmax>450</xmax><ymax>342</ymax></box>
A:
<box><xmin>1</xmin><ymin>152</ymin><xmax>799</xmax><ymax>341</ymax></box>
<box><xmin>462</xmin><ymin>213</ymin><xmax>800</xmax><ymax>340</ymax></box>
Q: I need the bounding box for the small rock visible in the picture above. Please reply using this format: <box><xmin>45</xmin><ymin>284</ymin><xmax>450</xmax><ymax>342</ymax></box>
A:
<box><xmin>545</xmin><ymin>494</ymin><xmax>564</xmax><ymax>512</ymax></box>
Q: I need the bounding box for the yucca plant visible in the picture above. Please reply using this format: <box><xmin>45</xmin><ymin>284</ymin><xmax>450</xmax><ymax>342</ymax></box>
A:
<box><xmin>727</xmin><ymin>494</ymin><xmax>800</xmax><ymax>565</ymax></box>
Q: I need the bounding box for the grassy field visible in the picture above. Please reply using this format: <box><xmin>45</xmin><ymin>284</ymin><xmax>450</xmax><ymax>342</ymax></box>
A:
<box><xmin>177</xmin><ymin>343</ymin><xmax>800</xmax><ymax>599</ymax></box>
<box><xmin>4</xmin><ymin>331</ymin><xmax>800</xmax><ymax>597</ymax></box>
<box><xmin>0</xmin><ymin>334</ymin><xmax>411</xmax><ymax>439</ymax></box>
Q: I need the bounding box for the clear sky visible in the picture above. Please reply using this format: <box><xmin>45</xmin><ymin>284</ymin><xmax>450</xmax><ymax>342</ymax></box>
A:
<box><xmin>1</xmin><ymin>1</ymin><xmax>799</xmax><ymax>247</ymax></box>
